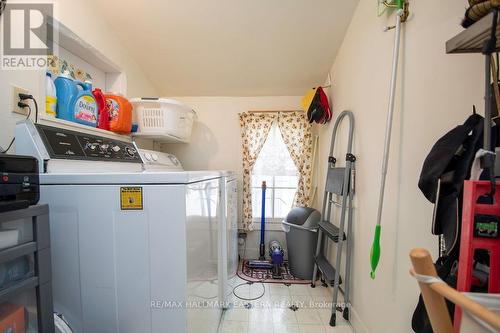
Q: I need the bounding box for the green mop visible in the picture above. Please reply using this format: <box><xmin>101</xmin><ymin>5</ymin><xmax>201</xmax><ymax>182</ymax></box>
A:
<box><xmin>370</xmin><ymin>2</ymin><xmax>406</xmax><ymax>280</ymax></box>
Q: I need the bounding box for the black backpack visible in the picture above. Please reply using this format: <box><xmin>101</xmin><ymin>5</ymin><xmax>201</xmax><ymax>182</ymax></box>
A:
<box><xmin>418</xmin><ymin>113</ymin><xmax>484</xmax><ymax>254</ymax></box>
<box><xmin>413</xmin><ymin>113</ymin><xmax>485</xmax><ymax>333</ymax></box>
<box><xmin>411</xmin><ymin>250</ymin><xmax>458</xmax><ymax>332</ymax></box>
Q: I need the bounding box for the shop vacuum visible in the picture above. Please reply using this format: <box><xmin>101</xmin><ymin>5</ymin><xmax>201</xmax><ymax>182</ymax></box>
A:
<box><xmin>247</xmin><ymin>181</ymin><xmax>285</xmax><ymax>278</ymax></box>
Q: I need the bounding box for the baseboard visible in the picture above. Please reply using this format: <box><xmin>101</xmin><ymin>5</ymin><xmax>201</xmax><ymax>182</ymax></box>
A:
<box><xmin>350</xmin><ymin>305</ymin><xmax>369</xmax><ymax>333</ymax></box>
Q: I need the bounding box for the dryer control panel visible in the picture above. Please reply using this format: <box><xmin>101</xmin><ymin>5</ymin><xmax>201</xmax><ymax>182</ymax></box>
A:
<box><xmin>36</xmin><ymin>124</ymin><xmax>142</xmax><ymax>163</ymax></box>
<box><xmin>139</xmin><ymin>149</ymin><xmax>183</xmax><ymax>171</ymax></box>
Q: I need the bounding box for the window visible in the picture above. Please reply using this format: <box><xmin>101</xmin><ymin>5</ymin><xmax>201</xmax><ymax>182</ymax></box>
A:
<box><xmin>251</xmin><ymin>123</ymin><xmax>298</xmax><ymax>222</ymax></box>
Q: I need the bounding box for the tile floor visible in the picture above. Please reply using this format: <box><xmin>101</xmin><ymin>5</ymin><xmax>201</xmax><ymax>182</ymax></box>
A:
<box><xmin>218</xmin><ymin>277</ymin><xmax>353</xmax><ymax>333</ymax></box>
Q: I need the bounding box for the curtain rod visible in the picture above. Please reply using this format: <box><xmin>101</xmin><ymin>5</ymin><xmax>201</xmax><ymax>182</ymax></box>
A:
<box><xmin>247</xmin><ymin>110</ymin><xmax>302</xmax><ymax>113</ymax></box>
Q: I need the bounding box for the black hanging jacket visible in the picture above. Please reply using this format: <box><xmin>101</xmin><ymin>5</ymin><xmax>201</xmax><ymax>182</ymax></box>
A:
<box><xmin>418</xmin><ymin>113</ymin><xmax>484</xmax><ymax>254</ymax></box>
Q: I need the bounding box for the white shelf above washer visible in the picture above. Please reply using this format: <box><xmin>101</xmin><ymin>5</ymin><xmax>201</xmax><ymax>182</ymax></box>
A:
<box><xmin>38</xmin><ymin>115</ymin><xmax>131</xmax><ymax>142</ymax></box>
<box><xmin>41</xmin><ymin>19</ymin><xmax>190</xmax><ymax>145</ymax></box>
<box><xmin>36</xmin><ymin>18</ymin><xmax>134</xmax><ymax>142</ymax></box>
<box><xmin>132</xmin><ymin>131</ymin><xmax>189</xmax><ymax>144</ymax></box>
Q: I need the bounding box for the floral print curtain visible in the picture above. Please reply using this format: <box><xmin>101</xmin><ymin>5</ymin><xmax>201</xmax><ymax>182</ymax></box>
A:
<box><xmin>277</xmin><ymin>112</ymin><xmax>313</xmax><ymax>207</ymax></box>
<box><xmin>239</xmin><ymin>111</ymin><xmax>313</xmax><ymax>231</ymax></box>
<box><xmin>239</xmin><ymin>112</ymin><xmax>277</xmax><ymax>231</ymax></box>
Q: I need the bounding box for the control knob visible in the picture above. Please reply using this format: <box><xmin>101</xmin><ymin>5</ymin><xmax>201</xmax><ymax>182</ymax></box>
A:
<box><xmin>85</xmin><ymin>142</ymin><xmax>98</xmax><ymax>151</ymax></box>
<box><xmin>125</xmin><ymin>146</ymin><xmax>137</xmax><ymax>157</ymax></box>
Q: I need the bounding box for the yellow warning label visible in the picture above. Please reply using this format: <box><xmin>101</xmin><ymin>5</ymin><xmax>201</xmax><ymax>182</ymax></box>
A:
<box><xmin>120</xmin><ymin>187</ymin><xmax>143</xmax><ymax>210</ymax></box>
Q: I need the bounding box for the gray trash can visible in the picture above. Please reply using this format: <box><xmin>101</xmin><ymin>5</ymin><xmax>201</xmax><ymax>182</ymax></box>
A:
<box><xmin>282</xmin><ymin>207</ymin><xmax>321</xmax><ymax>280</ymax></box>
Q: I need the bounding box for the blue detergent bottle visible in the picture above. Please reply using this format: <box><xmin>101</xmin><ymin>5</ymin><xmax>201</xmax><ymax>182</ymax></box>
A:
<box><xmin>55</xmin><ymin>71</ymin><xmax>98</xmax><ymax>127</ymax></box>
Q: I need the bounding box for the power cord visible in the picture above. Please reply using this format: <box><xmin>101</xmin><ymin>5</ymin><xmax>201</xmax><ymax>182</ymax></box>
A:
<box><xmin>1</xmin><ymin>101</ymin><xmax>32</xmax><ymax>154</ymax></box>
<box><xmin>230</xmin><ymin>235</ymin><xmax>267</xmax><ymax>303</ymax></box>
<box><xmin>232</xmin><ymin>234</ymin><xmax>267</xmax><ymax>302</ymax></box>
<box><xmin>1</xmin><ymin>138</ymin><xmax>15</xmax><ymax>154</ymax></box>
<box><xmin>232</xmin><ymin>281</ymin><xmax>266</xmax><ymax>302</ymax></box>
<box><xmin>19</xmin><ymin>93</ymin><xmax>38</xmax><ymax>123</ymax></box>
<box><xmin>0</xmin><ymin>0</ymin><xmax>6</xmax><ymax>17</ymax></box>
<box><xmin>19</xmin><ymin>102</ymin><xmax>32</xmax><ymax>119</ymax></box>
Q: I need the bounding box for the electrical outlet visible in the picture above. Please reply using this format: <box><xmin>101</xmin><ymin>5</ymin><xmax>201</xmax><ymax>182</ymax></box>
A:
<box><xmin>11</xmin><ymin>85</ymin><xmax>30</xmax><ymax>116</ymax></box>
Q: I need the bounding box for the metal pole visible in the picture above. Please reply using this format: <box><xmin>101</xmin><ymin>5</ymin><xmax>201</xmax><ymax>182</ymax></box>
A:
<box><xmin>376</xmin><ymin>12</ymin><xmax>402</xmax><ymax>229</ymax></box>
<box><xmin>370</xmin><ymin>10</ymin><xmax>402</xmax><ymax>279</ymax></box>
<box><xmin>259</xmin><ymin>181</ymin><xmax>267</xmax><ymax>259</ymax></box>
<box><xmin>485</xmin><ymin>54</ymin><xmax>492</xmax><ymax>152</ymax></box>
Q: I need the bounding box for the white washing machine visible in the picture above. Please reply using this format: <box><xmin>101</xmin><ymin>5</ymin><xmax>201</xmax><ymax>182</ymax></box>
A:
<box><xmin>15</xmin><ymin>120</ymin><xmax>232</xmax><ymax>333</ymax></box>
<box><xmin>141</xmin><ymin>154</ymin><xmax>239</xmax><ymax>310</ymax></box>
<box><xmin>141</xmin><ymin>152</ymin><xmax>239</xmax><ymax>310</ymax></box>
<box><xmin>219</xmin><ymin>171</ymin><xmax>238</xmax><ymax>307</ymax></box>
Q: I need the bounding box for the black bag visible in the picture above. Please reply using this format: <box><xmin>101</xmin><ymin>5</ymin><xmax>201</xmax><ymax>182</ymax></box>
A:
<box><xmin>418</xmin><ymin>113</ymin><xmax>484</xmax><ymax>254</ymax></box>
<box><xmin>418</xmin><ymin>114</ymin><xmax>483</xmax><ymax>203</ymax></box>
<box><xmin>411</xmin><ymin>250</ymin><xmax>458</xmax><ymax>333</ymax></box>
<box><xmin>414</xmin><ymin>114</ymin><xmax>485</xmax><ymax>333</ymax></box>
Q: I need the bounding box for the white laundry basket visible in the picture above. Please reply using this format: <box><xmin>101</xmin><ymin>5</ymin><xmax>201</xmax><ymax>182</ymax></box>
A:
<box><xmin>460</xmin><ymin>293</ymin><xmax>500</xmax><ymax>333</ymax></box>
<box><xmin>131</xmin><ymin>98</ymin><xmax>196</xmax><ymax>142</ymax></box>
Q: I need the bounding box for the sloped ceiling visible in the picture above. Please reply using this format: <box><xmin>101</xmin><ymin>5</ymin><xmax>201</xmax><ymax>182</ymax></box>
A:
<box><xmin>92</xmin><ymin>0</ymin><xmax>359</xmax><ymax>96</ymax></box>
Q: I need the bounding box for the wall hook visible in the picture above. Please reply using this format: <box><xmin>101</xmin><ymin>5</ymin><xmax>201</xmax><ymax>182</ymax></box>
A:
<box><xmin>322</xmin><ymin>73</ymin><xmax>332</xmax><ymax>89</ymax></box>
<box><xmin>383</xmin><ymin>1</ymin><xmax>409</xmax><ymax>32</ymax></box>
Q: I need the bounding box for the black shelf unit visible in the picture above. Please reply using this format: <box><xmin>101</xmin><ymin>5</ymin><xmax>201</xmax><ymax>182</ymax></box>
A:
<box><xmin>0</xmin><ymin>205</ymin><xmax>54</xmax><ymax>332</ymax></box>
<box><xmin>446</xmin><ymin>12</ymin><xmax>500</xmax><ymax>54</ymax></box>
<box><xmin>446</xmin><ymin>11</ymin><xmax>500</xmax><ymax>193</ymax></box>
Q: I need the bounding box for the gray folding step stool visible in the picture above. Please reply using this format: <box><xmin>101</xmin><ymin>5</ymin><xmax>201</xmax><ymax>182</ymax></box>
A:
<box><xmin>310</xmin><ymin>110</ymin><xmax>355</xmax><ymax>327</ymax></box>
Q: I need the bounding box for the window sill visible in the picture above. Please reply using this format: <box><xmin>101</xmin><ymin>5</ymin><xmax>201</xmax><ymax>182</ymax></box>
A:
<box><xmin>252</xmin><ymin>219</ymin><xmax>284</xmax><ymax>231</ymax></box>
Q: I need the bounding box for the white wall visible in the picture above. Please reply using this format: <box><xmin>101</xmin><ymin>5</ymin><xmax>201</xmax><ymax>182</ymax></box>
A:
<box><xmin>163</xmin><ymin>96</ymin><xmax>302</xmax><ymax>172</ymax></box>
<box><xmin>162</xmin><ymin>96</ymin><xmax>302</xmax><ymax>258</ymax></box>
<box><xmin>0</xmin><ymin>0</ymin><xmax>158</xmax><ymax>152</ymax></box>
<box><xmin>1</xmin><ymin>2</ymin><xmax>483</xmax><ymax>331</ymax></box>
<box><xmin>314</xmin><ymin>0</ymin><xmax>483</xmax><ymax>332</ymax></box>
